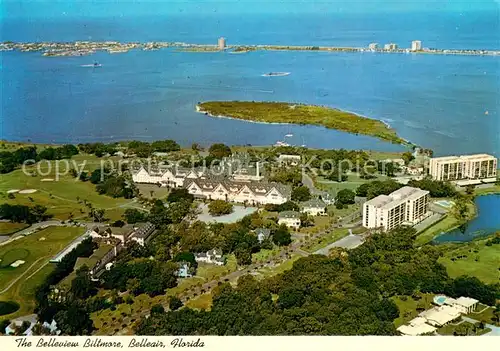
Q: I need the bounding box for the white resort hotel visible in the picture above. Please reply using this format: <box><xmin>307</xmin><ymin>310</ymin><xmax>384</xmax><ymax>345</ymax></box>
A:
<box><xmin>429</xmin><ymin>154</ymin><xmax>497</xmax><ymax>186</ymax></box>
<box><xmin>362</xmin><ymin>186</ymin><xmax>430</xmax><ymax>232</ymax></box>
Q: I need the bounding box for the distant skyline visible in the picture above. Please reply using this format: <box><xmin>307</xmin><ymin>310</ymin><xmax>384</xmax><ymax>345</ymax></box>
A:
<box><xmin>2</xmin><ymin>0</ymin><xmax>499</xmax><ymax>19</ymax></box>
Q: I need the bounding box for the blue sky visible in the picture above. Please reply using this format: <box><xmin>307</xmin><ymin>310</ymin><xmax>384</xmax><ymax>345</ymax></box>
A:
<box><xmin>2</xmin><ymin>0</ymin><xmax>499</xmax><ymax>18</ymax></box>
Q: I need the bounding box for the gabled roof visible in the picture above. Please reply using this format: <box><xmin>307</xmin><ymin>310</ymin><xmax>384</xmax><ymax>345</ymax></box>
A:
<box><xmin>302</xmin><ymin>198</ymin><xmax>326</xmax><ymax>208</ymax></box>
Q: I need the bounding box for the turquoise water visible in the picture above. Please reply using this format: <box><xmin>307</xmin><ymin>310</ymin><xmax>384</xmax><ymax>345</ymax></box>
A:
<box><xmin>0</xmin><ymin>13</ymin><xmax>499</xmax><ymax>156</ymax></box>
<box><xmin>433</xmin><ymin>194</ymin><xmax>500</xmax><ymax>244</ymax></box>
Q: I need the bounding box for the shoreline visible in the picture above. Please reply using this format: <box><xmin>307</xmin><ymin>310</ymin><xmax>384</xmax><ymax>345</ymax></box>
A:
<box><xmin>196</xmin><ymin>103</ymin><xmax>413</xmax><ymax>147</ymax></box>
<box><xmin>2</xmin><ymin>41</ymin><xmax>500</xmax><ymax>58</ymax></box>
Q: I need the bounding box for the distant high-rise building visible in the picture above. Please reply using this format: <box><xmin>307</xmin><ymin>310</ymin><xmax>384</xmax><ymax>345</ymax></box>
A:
<box><xmin>368</xmin><ymin>43</ymin><xmax>379</xmax><ymax>50</ymax></box>
<box><xmin>411</xmin><ymin>40</ymin><xmax>422</xmax><ymax>51</ymax></box>
<box><xmin>218</xmin><ymin>37</ymin><xmax>226</xmax><ymax>50</ymax></box>
<box><xmin>429</xmin><ymin>154</ymin><xmax>498</xmax><ymax>185</ymax></box>
<box><xmin>384</xmin><ymin>43</ymin><xmax>398</xmax><ymax>50</ymax></box>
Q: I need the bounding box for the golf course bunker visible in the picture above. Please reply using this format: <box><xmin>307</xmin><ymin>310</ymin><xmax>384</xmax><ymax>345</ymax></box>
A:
<box><xmin>41</xmin><ymin>178</ymin><xmax>54</xmax><ymax>182</ymax></box>
<box><xmin>7</xmin><ymin>189</ymin><xmax>20</xmax><ymax>194</ymax></box>
<box><xmin>10</xmin><ymin>260</ymin><xmax>26</xmax><ymax>268</ymax></box>
<box><xmin>19</xmin><ymin>189</ymin><xmax>38</xmax><ymax>194</ymax></box>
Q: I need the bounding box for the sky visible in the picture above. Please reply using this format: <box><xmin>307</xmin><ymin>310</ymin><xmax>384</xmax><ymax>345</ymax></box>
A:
<box><xmin>1</xmin><ymin>0</ymin><xmax>499</xmax><ymax>19</ymax></box>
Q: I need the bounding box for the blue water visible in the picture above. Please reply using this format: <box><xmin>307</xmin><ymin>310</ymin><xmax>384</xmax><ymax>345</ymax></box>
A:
<box><xmin>1</xmin><ymin>13</ymin><xmax>499</xmax><ymax>155</ymax></box>
<box><xmin>433</xmin><ymin>194</ymin><xmax>500</xmax><ymax>243</ymax></box>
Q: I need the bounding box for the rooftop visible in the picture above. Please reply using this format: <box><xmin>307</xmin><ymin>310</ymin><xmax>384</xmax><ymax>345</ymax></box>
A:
<box><xmin>278</xmin><ymin>211</ymin><xmax>301</xmax><ymax>219</ymax></box>
<box><xmin>302</xmin><ymin>198</ymin><xmax>327</xmax><ymax>208</ymax></box>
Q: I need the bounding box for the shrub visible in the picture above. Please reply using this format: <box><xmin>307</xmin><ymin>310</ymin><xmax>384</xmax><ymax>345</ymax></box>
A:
<box><xmin>0</xmin><ymin>301</ymin><xmax>20</xmax><ymax>316</ymax></box>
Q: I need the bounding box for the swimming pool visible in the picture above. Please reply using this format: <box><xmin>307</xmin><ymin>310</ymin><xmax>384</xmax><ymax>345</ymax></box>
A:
<box><xmin>433</xmin><ymin>295</ymin><xmax>447</xmax><ymax>305</ymax></box>
<box><xmin>435</xmin><ymin>200</ymin><xmax>455</xmax><ymax>208</ymax></box>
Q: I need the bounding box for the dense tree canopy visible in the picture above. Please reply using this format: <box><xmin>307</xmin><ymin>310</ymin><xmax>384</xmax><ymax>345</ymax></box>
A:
<box><xmin>291</xmin><ymin>186</ymin><xmax>311</xmax><ymax>202</ymax></box>
<box><xmin>208</xmin><ymin>143</ymin><xmax>232</xmax><ymax>159</ymax></box>
<box><xmin>135</xmin><ymin>226</ymin><xmax>500</xmax><ymax>336</ymax></box>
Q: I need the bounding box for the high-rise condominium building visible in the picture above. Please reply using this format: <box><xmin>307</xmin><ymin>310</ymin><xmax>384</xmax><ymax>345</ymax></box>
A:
<box><xmin>362</xmin><ymin>186</ymin><xmax>430</xmax><ymax>232</ymax></box>
<box><xmin>384</xmin><ymin>43</ymin><xmax>398</xmax><ymax>50</ymax></box>
<box><xmin>429</xmin><ymin>154</ymin><xmax>498</xmax><ymax>185</ymax></box>
<box><xmin>411</xmin><ymin>40</ymin><xmax>422</xmax><ymax>51</ymax></box>
<box><xmin>218</xmin><ymin>37</ymin><xmax>226</xmax><ymax>50</ymax></box>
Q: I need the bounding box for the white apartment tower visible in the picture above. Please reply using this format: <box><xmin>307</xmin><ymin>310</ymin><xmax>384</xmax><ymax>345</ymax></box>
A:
<box><xmin>429</xmin><ymin>154</ymin><xmax>497</xmax><ymax>185</ymax></box>
<box><xmin>218</xmin><ymin>37</ymin><xmax>226</xmax><ymax>50</ymax></box>
<box><xmin>384</xmin><ymin>43</ymin><xmax>398</xmax><ymax>50</ymax></box>
<box><xmin>411</xmin><ymin>40</ymin><xmax>422</xmax><ymax>51</ymax></box>
<box><xmin>363</xmin><ymin>186</ymin><xmax>430</xmax><ymax>232</ymax></box>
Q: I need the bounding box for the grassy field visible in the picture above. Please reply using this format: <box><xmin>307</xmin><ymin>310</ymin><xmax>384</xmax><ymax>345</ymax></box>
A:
<box><xmin>198</xmin><ymin>101</ymin><xmax>406</xmax><ymax>144</ymax></box>
<box><xmin>303</xmin><ymin>228</ymin><xmax>350</xmax><ymax>253</ymax></box>
<box><xmin>438</xmin><ymin>236</ymin><xmax>500</xmax><ymax>284</ymax></box>
<box><xmin>391</xmin><ymin>293</ymin><xmax>435</xmax><ymax>328</ymax></box>
<box><xmin>0</xmin><ymin>155</ymin><xmax>132</xmax><ymax>221</ymax></box>
<box><xmin>415</xmin><ymin>202</ymin><xmax>476</xmax><ymax>246</ymax></box>
<box><xmin>185</xmin><ymin>293</ymin><xmax>213</xmax><ymax>311</ymax></box>
<box><xmin>0</xmin><ymin>226</ymin><xmax>84</xmax><ymax>320</ymax></box>
<box><xmin>0</xmin><ymin>222</ymin><xmax>29</xmax><ymax>236</ymax></box>
<box><xmin>136</xmin><ymin>184</ymin><xmax>171</xmax><ymax>200</ymax></box>
<box><xmin>316</xmin><ymin>173</ymin><xmax>389</xmax><ymax>194</ymax></box>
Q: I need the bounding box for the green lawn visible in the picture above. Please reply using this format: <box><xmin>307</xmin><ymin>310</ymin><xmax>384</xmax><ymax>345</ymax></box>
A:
<box><xmin>0</xmin><ymin>226</ymin><xmax>85</xmax><ymax>293</ymax></box>
<box><xmin>303</xmin><ymin>228</ymin><xmax>350</xmax><ymax>253</ymax></box>
<box><xmin>438</xmin><ymin>237</ymin><xmax>500</xmax><ymax>284</ymax></box>
<box><xmin>0</xmin><ymin>226</ymin><xmax>84</xmax><ymax>320</ymax></box>
<box><xmin>256</xmin><ymin>254</ymin><xmax>301</xmax><ymax>278</ymax></box>
<box><xmin>252</xmin><ymin>247</ymin><xmax>281</xmax><ymax>263</ymax></box>
<box><xmin>136</xmin><ymin>184</ymin><xmax>171</xmax><ymax>200</ymax></box>
<box><xmin>198</xmin><ymin>101</ymin><xmax>406</xmax><ymax>144</ymax></box>
<box><xmin>0</xmin><ymin>222</ymin><xmax>29</xmax><ymax>236</ymax></box>
<box><xmin>415</xmin><ymin>215</ymin><xmax>460</xmax><ymax>246</ymax></box>
<box><xmin>185</xmin><ymin>293</ymin><xmax>213</xmax><ymax>311</ymax></box>
<box><xmin>0</xmin><ymin>155</ymin><xmax>131</xmax><ymax>221</ymax></box>
<box><xmin>316</xmin><ymin>173</ymin><xmax>389</xmax><ymax>194</ymax></box>
<box><xmin>391</xmin><ymin>293</ymin><xmax>435</xmax><ymax>328</ymax></box>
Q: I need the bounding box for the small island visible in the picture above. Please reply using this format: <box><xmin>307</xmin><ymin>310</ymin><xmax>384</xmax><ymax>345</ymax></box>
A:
<box><xmin>197</xmin><ymin>101</ymin><xmax>407</xmax><ymax>144</ymax></box>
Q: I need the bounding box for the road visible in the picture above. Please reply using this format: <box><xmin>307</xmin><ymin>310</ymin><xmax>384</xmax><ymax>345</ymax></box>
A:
<box><xmin>302</xmin><ymin>172</ymin><xmax>325</xmax><ymax>196</ymax></box>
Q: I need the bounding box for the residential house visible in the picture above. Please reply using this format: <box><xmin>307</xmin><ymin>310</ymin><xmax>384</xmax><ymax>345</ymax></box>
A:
<box><xmin>278</xmin><ymin>154</ymin><xmax>301</xmax><ymax>166</ymax></box>
<box><xmin>255</xmin><ymin>228</ymin><xmax>271</xmax><ymax>243</ymax></box>
<box><xmin>194</xmin><ymin>249</ymin><xmax>225</xmax><ymax>266</ymax></box>
<box><xmin>301</xmin><ymin>198</ymin><xmax>327</xmax><ymax>216</ymax></box>
<box><xmin>176</xmin><ymin>262</ymin><xmax>193</xmax><ymax>278</ymax></box>
<box><xmin>278</xmin><ymin>211</ymin><xmax>301</xmax><ymax>229</ymax></box>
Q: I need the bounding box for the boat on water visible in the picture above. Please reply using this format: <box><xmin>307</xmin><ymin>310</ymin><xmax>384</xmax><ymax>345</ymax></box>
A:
<box><xmin>81</xmin><ymin>62</ymin><xmax>102</xmax><ymax>68</ymax></box>
<box><xmin>262</xmin><ymin>72</ymin><xmax>290</xmax><ymax>77</ymax></box>
<box><xmin>285</xmin><ymin>134</ymin><xmax>293</xmax><ymax>137</ymax></box>
<box><xmin>274</xmin><ymin>141</ymin><xmax>290</xmax><ymax>147</ymax></box>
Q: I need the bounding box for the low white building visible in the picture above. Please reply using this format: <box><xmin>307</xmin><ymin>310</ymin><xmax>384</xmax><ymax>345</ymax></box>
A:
<box><xmin>301</xmin><ymin>199</ymin><xmax>327</xmax><ymax>216</ymax></box>
<box><xmin>419</xmin><ymin>305</ymin><xmax>461</xmax><ymax>327</ymax></box>
<box><xmin>278</xmin><ymin>154</ymin><xmax>301</xmax><ymax>166</ymax></box>
<box><xmin>194</xmin><ymin>249</ymin><xmax>224</xmax><ymax>266</ymax></box>
<box><xmin>397</xmin><ymin>317</ymin><xmax>436</xmax><ymax>336</ymax></box>
<box><xmin>278</xmin><ymin>211</ymin><xmax>301</xmax><ymax>229</ymax></box>
<box><xmin>255</xmin><ymin>228</ymin><xmax>271</xmax><ymax>243</ymax></box>
<box><xmin>132</xmin><ymin>166</ymin><xmax>203</xmax><ymax>188</ymax></box>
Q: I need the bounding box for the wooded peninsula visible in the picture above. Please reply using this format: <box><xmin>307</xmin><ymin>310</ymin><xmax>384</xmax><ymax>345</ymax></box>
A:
<box><xmin>197</xmin><ymin>101</ymin><xmax>407</xmax><ymax>145</ymax></box>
